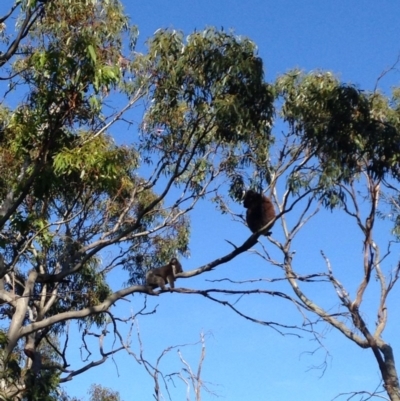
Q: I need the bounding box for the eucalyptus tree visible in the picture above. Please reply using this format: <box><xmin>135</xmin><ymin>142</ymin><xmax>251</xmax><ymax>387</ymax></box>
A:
<box><xmin>1</xmin><ymin>1</ymin><xmax>400</xmax><ymax>400</ymax></box>
<box><xmin>262</xmin><ymin>71</ymin><xmax>400</xmax><ymax>401</ymax></box>
<box><xmin>0</xmin><ymin>0</ymin><xmax>272</xmax><ymax>399</ymax></box>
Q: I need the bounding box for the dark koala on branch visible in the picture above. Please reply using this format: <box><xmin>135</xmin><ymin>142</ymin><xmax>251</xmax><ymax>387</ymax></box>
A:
<box><xmin>146</xmin><ymin>258</ymin><xmax>183</xmax><ymax>291</ymax></box>
<box><xmin>243</xmin><ymin>190</ymin><xmax>276</xmax><ymax>235</ymax></box>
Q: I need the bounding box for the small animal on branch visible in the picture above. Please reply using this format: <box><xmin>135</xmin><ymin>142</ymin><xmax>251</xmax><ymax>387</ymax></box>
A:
<box><xmin>243</xmin><ymin>190</ymin><xmax>276</xmax><ymax>235</ymax></box>
<box><xmin>146</xmin><ymin>258</ymin><xmax>183</xmax><ymax>291</ymax></box>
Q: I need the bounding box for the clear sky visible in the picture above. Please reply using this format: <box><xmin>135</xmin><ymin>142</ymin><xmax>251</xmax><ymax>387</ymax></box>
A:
<box><xmin>3</xmin><ymin>1</ymin><xmax>400</xmax><ymax>400</ymax></box>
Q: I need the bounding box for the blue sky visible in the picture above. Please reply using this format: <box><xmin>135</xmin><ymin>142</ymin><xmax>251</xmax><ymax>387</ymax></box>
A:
<box><xmin>2</xmin><ymin>1</ymin><xmax>400</xmax><ymax>400</ymax></box>
<box><xmin>131</xmin><ymin>1</ymin><xmax>399</xmax><ymax>90</ymax></box>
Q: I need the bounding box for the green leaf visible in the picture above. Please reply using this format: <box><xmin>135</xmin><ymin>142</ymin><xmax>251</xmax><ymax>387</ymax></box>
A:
<box><xmin>87</xmin><ymin>44</ymin><xmax>97</xmax><ymax>64</ymax></box>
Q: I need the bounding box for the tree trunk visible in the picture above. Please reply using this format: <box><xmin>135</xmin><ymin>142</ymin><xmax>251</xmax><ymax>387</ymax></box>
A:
<box><xmin>379</xmin><ymin>344</ymin><xmax>400</xmax><ymax>401</ymax></box>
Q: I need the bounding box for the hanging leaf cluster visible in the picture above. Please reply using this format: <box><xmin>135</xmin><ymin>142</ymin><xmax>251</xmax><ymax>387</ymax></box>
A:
<box><xmin>276</xmin><ymin>71</ymin><xmax>400</xmax><ymax>181</ymax></box>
